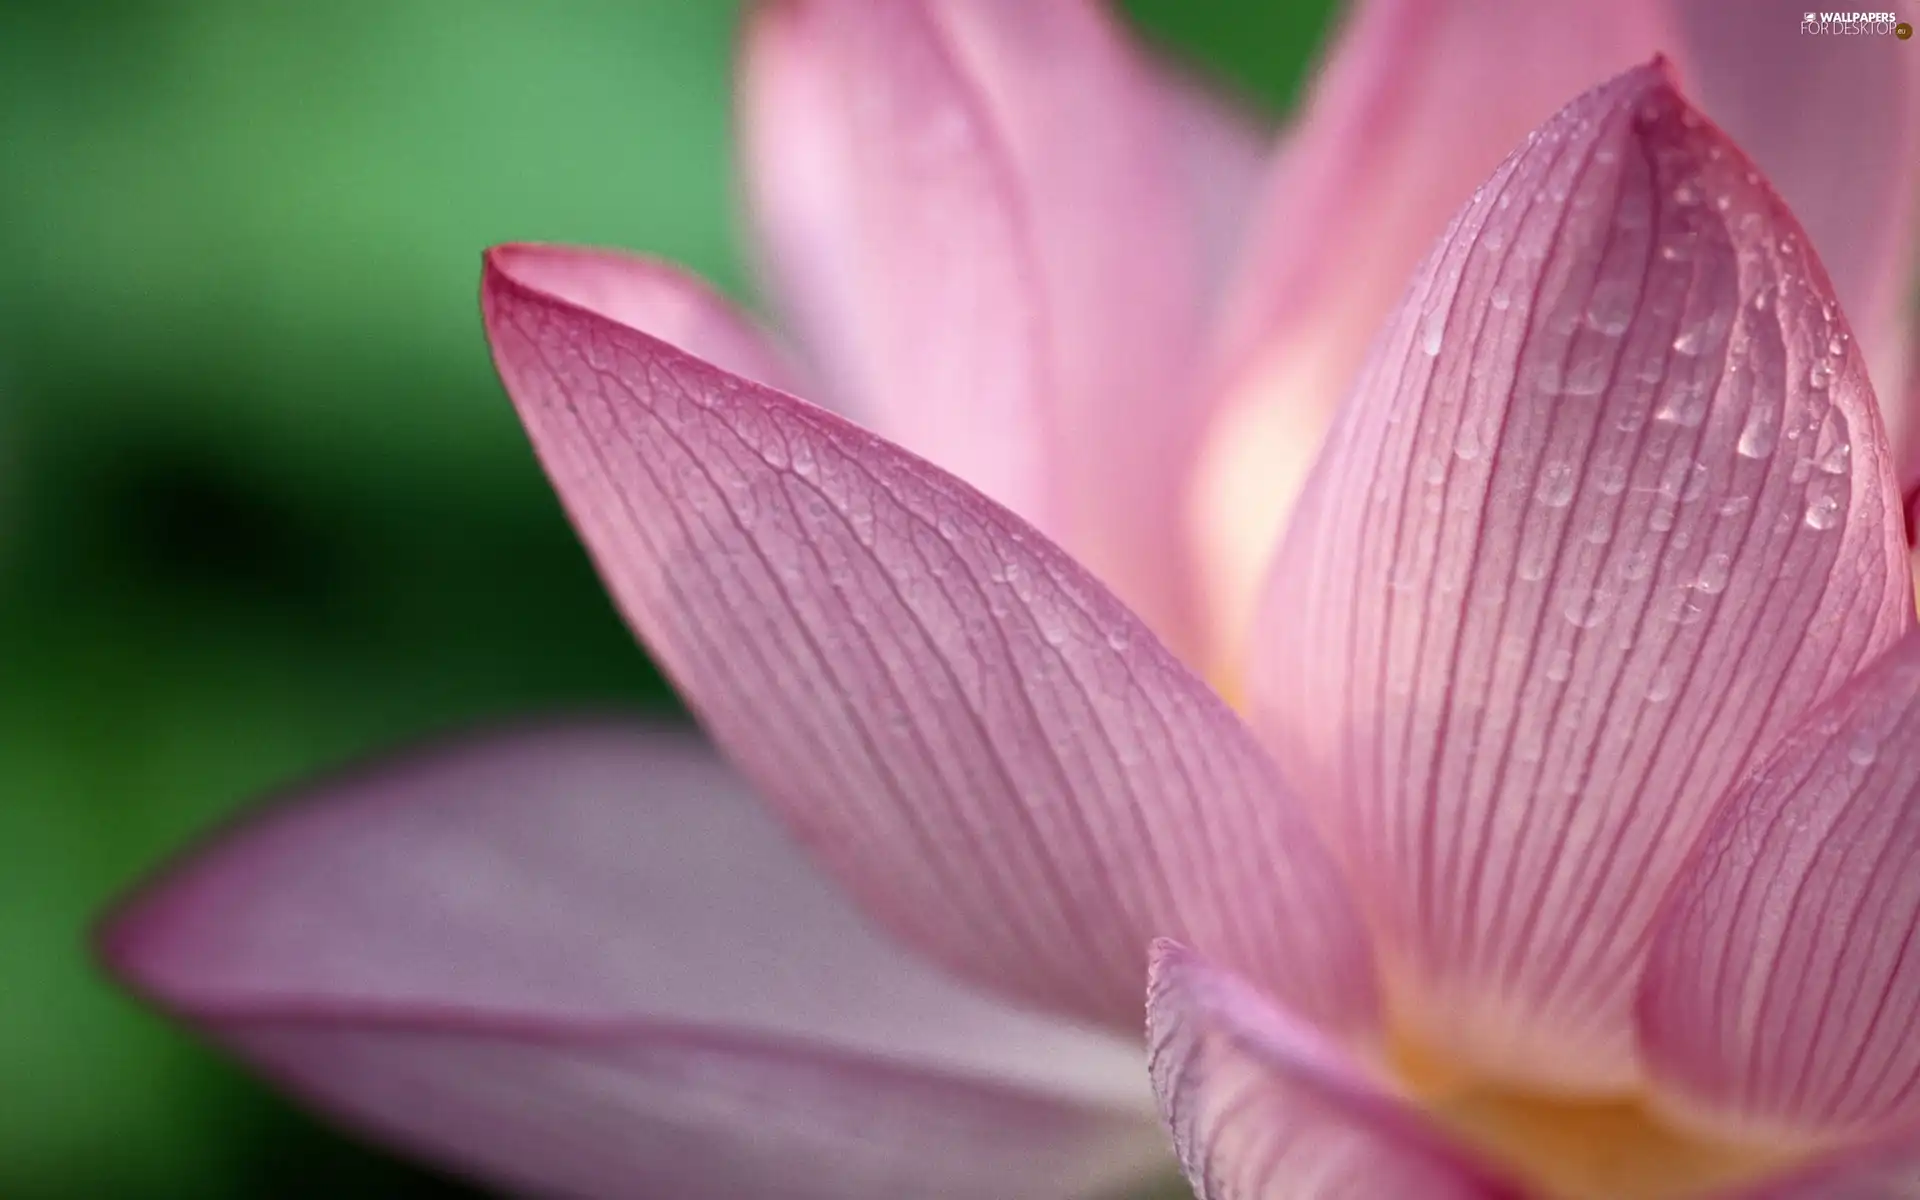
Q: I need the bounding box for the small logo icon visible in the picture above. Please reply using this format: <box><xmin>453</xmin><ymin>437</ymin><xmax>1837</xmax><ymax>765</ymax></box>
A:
<box><xmin>1898</xmin><ymin>20</ymin><xmax>1914</xmax><ymax>37</ymax></box>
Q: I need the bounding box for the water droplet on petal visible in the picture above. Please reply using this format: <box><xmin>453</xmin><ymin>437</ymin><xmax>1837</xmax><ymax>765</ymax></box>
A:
<box><xmin>1565</xmin><ymin>357</ymin><xmax>1610</xmax><ymax>396</ymax></box>
<box><xmin>1696</xmin><ymin>553</ymin><xmax>1731</xmax><ymax>594</ymax></box>
<box><xmin>1737</xmin><ymin>407</ymin><xmax>1778</xmax><ymax>459</ymax></box>
<box><xmin>1849</xmin><ymin>729</ymin><xmax>1880</xmax><ymax>767</ymax></box>
<box><xmin>1536</xmin><ymin>462</ymin><xmax>1577</xmax><ymax>507</ymax></box>
<box><xmin>1546</xmin><ymin>648</ymin><xmax>1574</xmax><ymax>682</ymax></box>
<box><xmin>1562</xmin><ymin>587</ymin><xmax>1614</xmax><ymax>629</ymax></box>
<box><xmin>1646</xmin><ymin>665</ymin><xmax>1676</xmax><ymax>703</ymax></box>
<box><xmin>1804</xmin><ymin>495</ymin><xmax>1841</xmax><ymax>530</ymax></box>
<box><xmin>1455</xmin><ymin>426</ymin><xmax>1484</xmax><ymax>461</ymax></box>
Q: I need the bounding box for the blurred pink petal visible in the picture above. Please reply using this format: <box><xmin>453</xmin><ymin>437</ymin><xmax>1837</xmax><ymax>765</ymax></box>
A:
<box><xmin>491</xmin><ymin>244</ymin><xmax>795</xmax><ymax>391</ymax></box>
<box><xmin>1146</xmin><ymin>941</ymin><xmax>1523</xmax><ymax>1200</ymax></box>
<box><xmin>741</xmin><ymin>0</ymin><xmax>1221</xmax><ymax>658</ymax></box>
<box><xmin>102</xmin><ymin>722</ymin><xmax>1166</xmax><ymax>1200</ymax></box>
<box><xmin>1672</xmin><ymin>0</ymin><xmax>1920</xmax><ymax>432</ymax></box>
<box><xmin>738</xmin><ymin>0</ymin><xmax>1050</xmax><ymax>529</ymax></box>
<box><xmin>1188</xmin><ymin>0</ymin><xmax>1681</xmax><ymax>669</ymax></box>
<box><xmin>1642</xmin><ymin>630</ymin><xmax>1920</xmax><ymax>1143</ymax></box>
<box><xmin>481</xmin><ymin>248</ymin><xmax>1381</xmax><ymax>1039</ymax></box>
<box><xmin>1251</xmin><ymin>63</ymin><xmax>1912</xmax><ymax>1093</ymax></box>
<box><xmin>1152</xmin><ymin>64</ymin><xmax>1268</xmax><ymax>308</ymax></box>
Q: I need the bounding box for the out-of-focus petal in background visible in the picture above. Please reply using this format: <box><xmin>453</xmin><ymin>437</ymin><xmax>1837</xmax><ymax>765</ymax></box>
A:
<box><xmin>0</xmin><ymin>2</ymin><xmax>1331</xmax><ymax>1195</ymax></box>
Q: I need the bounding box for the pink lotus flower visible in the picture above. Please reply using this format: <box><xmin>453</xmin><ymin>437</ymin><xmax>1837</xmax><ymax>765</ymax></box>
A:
<box><xmin>101</xmin><ymin>2</ymin><xmax>1920</xmax><ymax>1198</ymax></box>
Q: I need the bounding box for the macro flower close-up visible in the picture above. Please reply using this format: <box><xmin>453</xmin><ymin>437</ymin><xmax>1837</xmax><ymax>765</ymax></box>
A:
<box><xmin>91</xmin><ymin>1</ymin><xmax>1920</xmax><ymax>1198</ymax></box>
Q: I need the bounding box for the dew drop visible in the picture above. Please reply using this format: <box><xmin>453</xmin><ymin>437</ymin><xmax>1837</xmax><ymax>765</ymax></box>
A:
<box><xmin>1536</xmin><ymin>462</ymin><xmax>1577</xmax><ymax>507</ymax></box>
<box><xmin>1421</xmin><ymin>310</ymin><xmax>1446</xmax><ymax>356</ymax></box>
<box><xmin>1564</xmin><ymin>357</ymin><xmax>1610</xmax><ymax>397</ymax></box>
<box><xmin>789</xmin><ymin>441</ymin><xmax>816</xmax><ymax>477</ymax></box>
<box><xmin>1808</xmin><ymin>360</ymin><xmax>1835</xmax><ymax>390</ymax></box>
<box><xmin>1660</xmin><ymin>458</ymin><xmax>1708</xmax><ymax>503</ymax></box>
<box><xmin>1696</xmin><ymin>553</ymin><xmax>1732</xmax><ymax>595</ymax></box>
<box><xmin>1586</xmin><ymin>283</ymin><xmax>1636</xmax><ymax>336</ymax></box>
<box><xmin>1672</xmin><ymin>326</ymin><xmax>1706</xmax><ymax>355</ymax></box>
<box><xmin>1562</xmin><ymin>587</ymin><xmax>1614</xmax><ymax>629</ymax></box>
<box><xmin>1618</xmin><ymin>549</ymin><xmax>1653</xmax><ymax>582</ymax></box>
<box><xmin>1655</xmin><ymin>385</ymin><xmax>1708</xmax><ymax>428</ymax></box>
<box><xmin>1646</xmin><ymin>665</ymin><xmax>1676</xmax><ymax>703</ymax></box>
<box><xmin>1719</xmin><ymin>495</ymin><xmax>1752</xmax><ymax>517</ymax></box>
<box><xmin>1596</xmin><ymin>463</ymin><xmax>1628</xmax><ymax>496</ymax></box>
<box><xmin>1848</xmin><ymin>728</ymin><xmax>1880</xmax><ymax>768</ymax></box>
<box><xmin>1737</xmin><ymin>407</ymin><xmax>1778</xmax><ymax>459</ymax></box>
<box><xmin>1649</xmin><ymin>505</ymin><xmax>1677</xmax><ymax>533</ymax></box>
<box><xmin>1545</xmin><ymin>648</ymin><xmax>1574</xmax><ymax>682</ymax></box>
<box><xmin>1816</xmin><ymin>442</ymin><xmax>1851</xmax><ymax>476</ymax></box>
<box><xmin>1804</xmin><ymin>495</ymin><xmax>1841</xmax><ymax>530</ymax></box>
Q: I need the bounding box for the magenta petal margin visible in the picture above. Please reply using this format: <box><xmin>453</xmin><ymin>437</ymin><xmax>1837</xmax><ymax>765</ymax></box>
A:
<box><xmin>481</xmin><ymin>246</ymin><xmax>1380</xmax><ymax>1037</ymax></box>
<box><xmin>100</xmin><ymin>722</ymin><xmax>1167</xmax><ymax>1200</ymax></box>
<box><xmin>1251</xmin><ymin>63</ymin><xmax>1912</xmax><ymax>1092</ymax></box>
<box><xmin>1147</xmin><ymin>941</ymin><xmax>1524</xmax><ymax>1200</ymax></box>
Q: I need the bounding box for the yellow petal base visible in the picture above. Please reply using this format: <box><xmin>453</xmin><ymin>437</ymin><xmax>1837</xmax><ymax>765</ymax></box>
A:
<box><xmin>1391</xmin><ymin>1035</ymin><xmax>1796</xmax><ymax>1200</ymax></box>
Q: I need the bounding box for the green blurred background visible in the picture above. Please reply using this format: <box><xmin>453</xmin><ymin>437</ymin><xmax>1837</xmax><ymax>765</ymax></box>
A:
<box><xmin>0</xmin><ymin>2</ymin><xmax>1335</xmax><ymax>1195</ymax></box>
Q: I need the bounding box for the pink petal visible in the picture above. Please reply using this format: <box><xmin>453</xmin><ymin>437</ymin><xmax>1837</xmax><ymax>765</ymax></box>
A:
<box><xmin>737</xmin><ymin>0</ymin><xmax>1050</xmax><ymax>526</ymax></box>
<box><xmin>1190</xmin><ymin>0</ymin><xmax>1683</xmax><ymax>670</ymax></box>
<box><xmin>102</xmin><ymin>722</ymin><xmax>1166</xmax><ymax>1200</ymax></box>
<box><xmin>1147</xmin><ymin>941</ymin><xmax>1524</xmax><ymax>1200</ymax></box>
<box><xmin>481</xmin><ymin>249</ymin><xmax>1381</xmax><ymax>1038</ymax></box>
<box><xmin>1641</xmin><ymin>629</ymin><xmax>1920</xmax><ymax>1143</ymax></box>
<box><xmin>1671</xmin><ymin>0</ymin><xmax>1920</xmax><ymax>434</ymax></box>
<box><xmin>1250</xmin><ymin>64</ymin><xmax>1913</xmax><ymax>1093</ymax></box>
<box><xmin>1898</xmin><ymin>305</ymin><xmax>1920</xmax><ymax>533</ymax></box>
<box><xmin>491</xmin><ymin>243</ymin><xmax>794</xmax><ymax>391</ymax></box>
<box><xmin>740</xmin><ymin>0</ymin><xmax>1218</xmax><ymax>659</ymax></box>
<box><xmin>1152</xmin><ymin>63</ymin><xmax>1268</xmax><ymax>311</ymax></box>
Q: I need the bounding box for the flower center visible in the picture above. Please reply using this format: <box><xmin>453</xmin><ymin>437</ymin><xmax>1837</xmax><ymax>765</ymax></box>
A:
<box><xmin>1391</xmin><ymin>1035</ymin><xmax>1795</xmax><ymax>1200</ymax></box>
